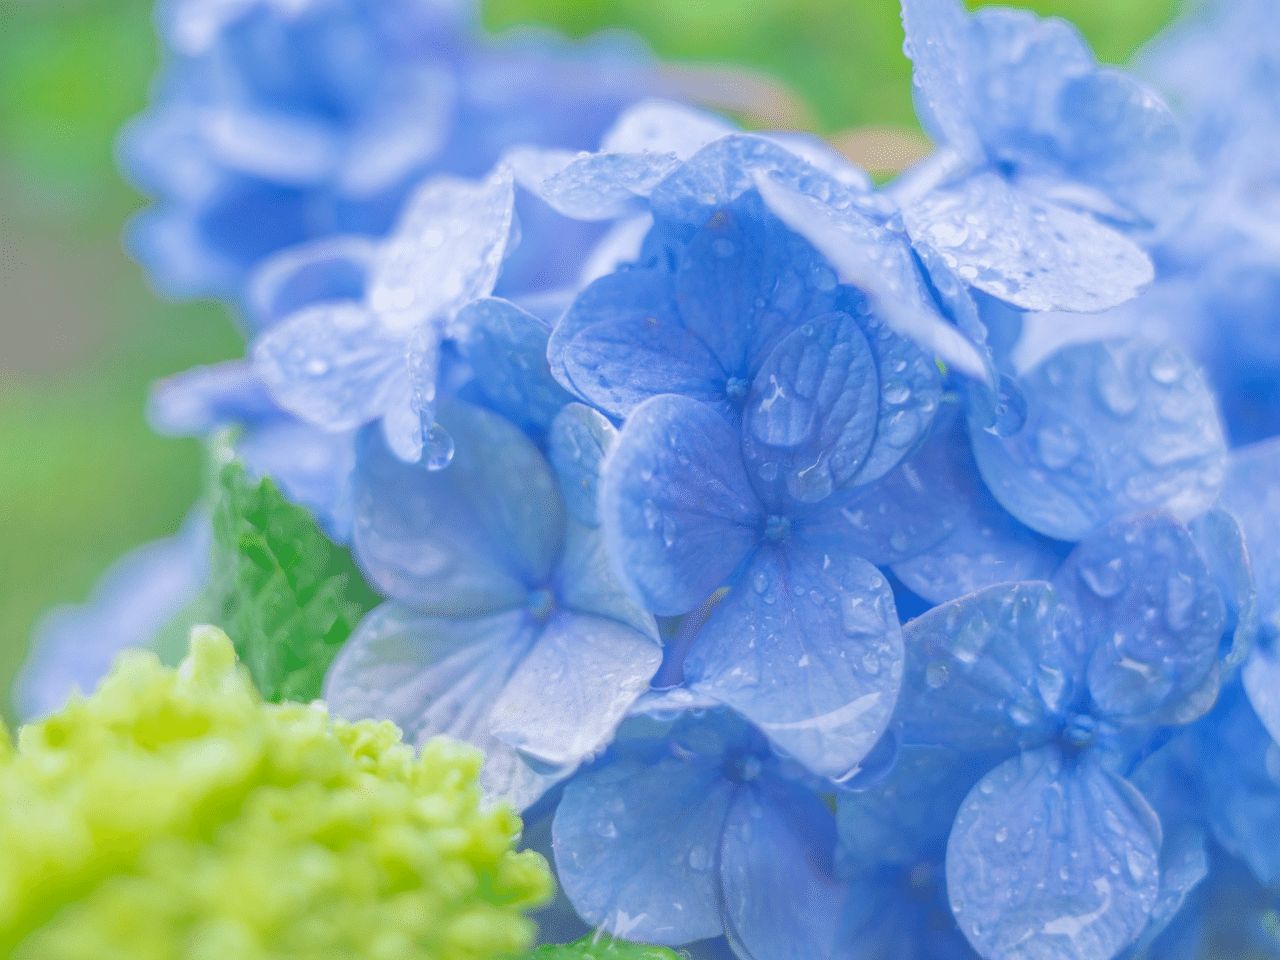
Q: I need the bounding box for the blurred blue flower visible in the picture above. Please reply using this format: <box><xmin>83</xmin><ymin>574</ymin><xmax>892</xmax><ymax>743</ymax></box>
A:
<box><xmin>323</xmin><ymin>400</ymin><xmax>663</xmax><ymax>810</ymax></box>
<box><xmin>120</xmin><ymin>0</ymin><xmax>648</xmax><ymax>308</ymax></box>
<box><xmin>897</xmin><ymin>511</ymin><xmax>1238</xmax><ymax>960</ymax></box>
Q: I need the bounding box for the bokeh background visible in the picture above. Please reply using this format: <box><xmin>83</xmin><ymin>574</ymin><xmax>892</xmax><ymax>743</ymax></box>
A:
<box><xmin>0</xmin><ymin>0</ymin><xmax>1182</xmax><ymax>723</ymax></box>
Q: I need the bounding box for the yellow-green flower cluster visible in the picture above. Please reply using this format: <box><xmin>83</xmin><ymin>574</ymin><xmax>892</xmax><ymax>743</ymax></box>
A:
<box><xmin>0</xmin><ymin>626</ymin><xmax>552</xmax><ymax>960</ymax></box>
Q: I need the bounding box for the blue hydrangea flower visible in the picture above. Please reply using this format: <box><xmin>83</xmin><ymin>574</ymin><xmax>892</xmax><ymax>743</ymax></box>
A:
<box><xmin>120</xmin><ymin>0</ymin><xmax>647</xmax><ymax>306</ymax></box>
<box><xmin>896</xmin><ymin>511</ymin><xmax>1240</xmax><ymax>960</ymax></box>
<box><xmin>323</xmin><ymin>400</ymin><xmax>663</xmax><ymax>809</ymax></box>
<box><xmin>892</xmin><ymin>0</ymin><xmax>1199</xmax><ymax>315</ymax></box>
<box><xmin>552</xmin><ymin>704</ymin><xmax>852</xmax><ymax>959</ymax></box>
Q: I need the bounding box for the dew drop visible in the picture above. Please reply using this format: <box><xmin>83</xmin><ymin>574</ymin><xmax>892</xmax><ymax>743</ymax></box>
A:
<box><xmin>304</xmin><ymin>358</ymin><xmax>330</xmax><ymax>377</ymax></box>
<box><xmin>642</xmin><ymin>499</ymin><xmax>660</xmax><ymax>530</ymax></box>
<box><xmin>925</xmin><ymin>662</ymin><xmax>951</xmax><ymax>689</ymax></box>
<box><xmin>1036</xmin><ymin>421</ymin><xmax>1083</xmax><ymax>470</ymax></box>
<box><xmin>980</xmin><ymin>779</ymin><xmax>995</xmax><ymax>795</ymax></box>
<box><xmin>995</xmin><ymin>827</ymin><xmax>1008</xmax><ymax>843</ymax></box>
<box><xmin>423</xmin><ymin>423</ymin><xmax>455</xmax><ymax>471</ymax></box>
<box><xmin>688</xmin><ymin>845</ymin><xmax>711</xmax><ymax>871</ymax></box>
<box><xmin>1148</xmin><ymin>346</ymin><xmax>1184</xmax><ymax>384</ymax></box>
<box><xmin>663</xmin><ymin>515</ymin><xmax>678</xmax><ymax>547</ymax></box>
<box><xmin>862</xmin><ymin>652</ymin><xmax>881</xmax><ymax>675</ymax></box>
<box><xmin>754</xmin><ymin>571</ymin><xmax>770</xmax><ymax>594</ymax></box>
<box><xmin>1079</xmin><ymin>558</ymin><xmax>1125</xmax><ymax>598</ymax></box>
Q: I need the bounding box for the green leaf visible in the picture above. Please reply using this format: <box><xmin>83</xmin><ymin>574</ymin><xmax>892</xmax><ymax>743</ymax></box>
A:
<box><xmin>205</xmin><ymin>463</ymin><xmax>380</xmax><ymax>703</ymax></box>
<box><xmin>523</xmin><ymin>934</ymin><xmax>683</xmax><ymax>960</ymax></box>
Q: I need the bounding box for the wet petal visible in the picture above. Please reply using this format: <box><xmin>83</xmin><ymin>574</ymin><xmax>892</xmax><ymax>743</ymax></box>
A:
<box><xmin>548</xmin><ymin>403</ymin><xmax>617</xmax><ymax>527</ymax></box>
<box><xmin>947</xmin><ymin>747</ymin><xmax>1161</xmax><ymax>960</ymax></box>
<box><xmin>489</xmin><ymin>609</ymin><xmax>661</xmax><ymax>770</ymax></box>
<box><xmin>553</xmin><ymin>752</ymin><xmax>736</xmax><ymax>945</ymax></box>
<box><xmin>252</xmin><ymin>302</ymin><xmax>407</xmax><ymax>431</ymax></box>
<box><xmin>684</xmin><ymin>543</ymin><xmax>902</xmax><ymax>781</ymax></box>
<box><xmin>556</xmin><ymin>520</ymin><xmax>659</xmax><ymax>644</ymax></box>
<box><xmin>903</xmin><ymin>173</ymin><xmax>1153</xmax><ymax>313</ymax></box>
<box><xmin>1054</xmin><ymin>512</ymin><xmax>1225</xmax><ymax>724</ymax></box>
<box><xmin>1126</xmin><ymin>826</ymin><xmax>1208</xmax><ymax>956</ymax></box>
<box><xmin>537</xmin><ymin>152</ymin><xmax>683</xmax><ymax>220</ymax></box>
<box><xmin>900</xmin><ymin>581</ymin><xmax>1075</xmax><ymax>754</ymax></box>
<box><xmin>455</xmin><ymin>297</ymin><xmax>573</xmax><ymax>433</ymax></box>
<box><xmin>971</xmin><ymin>338</ymin><xmax>1227</xmax><ymax>541</ymax></box>
<box><xmin>1220</xmin><ymin>436</ymin><xmax>1280</xmax><ymax>633</ymax></box>
<box><xmin>899</xmin><ymin>0</ymin><xmax>984</xmax><ymax>160</ymax></box>
<box><xmin>246</xmin><ymin>235</ymin><xmax>377</xmax><ymax>329</ymax></box>
<box><xmin>1189</xmin><ymin>507</ymin><xmax>1258</xmax><ymax>672</ymax></box>
<box><xmin>352</xmin><ymin>402</ymin><xmax>565</xmax><ymax>613</ymax></box>
<box><xmin>600</xmin><ymin>98</ymin><xmax>737</xmax><ymax>160</ymax></box>
<box><xmin>721</xmin><ymin>779</ymin><xmax>852</xmax><ymax>960</ymax></box>
<box><xmin>550</xmin><ymin>269</ymin><xmax>724</xmax><ymax>420</ymax></box>
<box><xmin>322</xmin><ymin>602</ymin><xmax>559</xmax><ymax>810</ymax></box>
<box><xmin>1242</xmin><ymin>647</ymin><xmax>1280</xmax><ymax>747</ymax></box>
<box><xmin>600</xmin><ymin>394</ymin><xmax>762</xmax><ymax>616</ymax></box>
<box><xmin>147</xmin><ymin>361</ymin><xmax>280</xmax><ymax>437</ymax></box>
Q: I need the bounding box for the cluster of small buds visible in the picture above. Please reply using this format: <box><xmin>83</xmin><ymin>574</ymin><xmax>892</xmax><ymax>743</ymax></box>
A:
<box><xmin>15</xmin><ymin>0</ymin><xmax>1280</xmax><ymax>959</ymax></box>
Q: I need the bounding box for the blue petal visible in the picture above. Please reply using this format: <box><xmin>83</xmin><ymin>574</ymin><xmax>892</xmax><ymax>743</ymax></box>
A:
<box><xmin>900</xmin><ymin>581</ymin><xmax>1075</xmax><ymax>753</ymax></box>
<box><xmin>899</xmin><ymin>0</ymin><xmax>984</xmax><ymax>161</ymax></box>
<box><xmin>754</xmin><ymin>174</ymin><xmax>990</xmax><ymax>380</ymax></box>
<box><xmin>1242</xmin><ymin>647</ymin><xmax>1280</xmax><ymax>747</ymax></box>
<box><xmin>369</xmin><ymin>168</ymin><xmax>514</xmax><ymax>332</ymax></box>
<box><xmin>947</xmin><ymin>747</ymin><xmax>1162</xmax><ymax>960</ymax></box>
<box><xmin>1189</xmin><ymin>507</ymin><xmax>1258</xmax><ymax>673</ymax></box>
<box><xmin>836</xmin><ymin>745</ymin><xmax>990</xmax><ymax>870</ymax></box>
<box><xmin>893</xmin><ymin>421</ymin><xmax>1062</xmax><ymax>604</ymax></box>
<box><xmin>537</xmin><ymin>152</ymin><xmax>683</xmax><ymax>220</ymax></box>
<box><xmin>13</xmin><ymin>510</ymin><xmax>210</xmax><ymax>721</ymax></box>
<box><xmin>650</xmin><ymin>134</ymin><xmax>853</xmax><ymax>227</ymax></box>
<box><xmin>970</xmin><ymin>339</ymin><xmax>1227</xmax><ymax>541</ymax></box>
<box><xmin>743</xmin><ymin>311</ymin><xmax>879</xmax><ymax>504</ymax></box>
<box><xmin>352</xmin><ymin>402</ymin><xmax>565</xmax><ymax>612</ymax></box>
<box><xmin>252</xmin><ymin>302</ymin><xmax>408</xmax><ymax>431</ymax></box>
<box><xmin>550</xmin><ymin>269</ymin><xmax>725</xmax><ymax>420</ymax></box>
<box><xmin>553</xmin><ymin>751</ymin><xmax>736</xmax><ymax>944</ymax></box>
<box><xmin>902</xmin><ymin>173</ymin><xmax>1154</xmax><ymax>313</ymax></box>
<box><xmin>323</xmin><ymin>602</ymin><xmax>558</xmax><ymax>810</ymax></box>
<box><xmin>599</xmin><ymin>98</ymin><xmax>737</xmax><ymax>159</ymax></box>
<box><xmin>488</xmin><ymin>609</ymin><xmax>662</xmax><ymax>769</ymax></box>
<box><xmin>1125</xmin><ymin>826</ymin><xmax>1208</xmax><ymax>957</ymax></box>
<box><xmin>147</xmin><ymin>361</ymin><xmax>281</xmax><ymax>437</ymax></box>
<box><xmin>684</xmin><ymin>543</ymin><xmax>902</xmax><ymax>781</ymax></box>
<box><xmin>674</xmin><ymin>196</ymin><xmax>838</xmax><ymax>380</ymax></box>
<box><xmin>246</xmin><ymin>235</ymin><xmax>377</xmax><ymax>329</ymax></box>
<box><xmin>600</xmin><ymin>394</ymin><xmax>762</xmax><ymax>616</ymax></box>
<box><xmin>235</xmin><ymin>419</ymin><xmax>356</xmax><ymax>543</ymax></box>
<box><xmin>455</xmin><ymin>297</ymin><xmax>573</xmax><ymax>433</ymax></box>
<box><xmin>548</xmin><ymin>403</ymin><xmax>617</xmax><ymax>527</ymax></box>
<box><xmin>1053</xmin><ymin>512</ymin><xmax>1224</xmax><ymax>724</ymax></box>
<box><xmin>1054</xmin><ymin>70</ymin><xmax>1200</xmax><ymax>238</ymax></box>
<box><xmin>1221</xmin><ymin>436</ymin><xmax>1280</xmax><ymax>634</ymax></box>
<box><xmin>556</xmin><ymin>519</ymin><xmax>660</xmax><ymax>644</ymax></box>
<box><xmin>720</xmin><ymin>778</ymin><xmax>851</xmax><ymax>960</ymax></box>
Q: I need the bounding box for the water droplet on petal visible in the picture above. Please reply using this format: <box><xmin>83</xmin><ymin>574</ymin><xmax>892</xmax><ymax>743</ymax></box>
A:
<box><xmin>642</xmin><ymin>499</ymin><xmax>660</xmax><ymax>530</ymax></box>
<box><xmin>304</xmin><ymin>358</ymin><xmax>330</xmax><ymax>377</ymax></box>
<box><xmin>1036</xmin><ymin>421</ymin><xmax>1083</xmax><ymax>470</ymax></box>
<box><xmin>925</xmin><ymin>662</ymin><xmax>951</xmax><ymax>689</ymax></box>
<box><xmin>1148</xmin><ymin>346</ymin><xmax>1184</xmax><ymax>384</ymax></box>
<box><xmin>423</xmin><ymin>423</ymin><xmax>454</xmax><ymax>471</ymax></box>
<box><xmin>1079</xmin><ymin>558</ymin><xmax>1126</xmax><ymax>598</ymax></box>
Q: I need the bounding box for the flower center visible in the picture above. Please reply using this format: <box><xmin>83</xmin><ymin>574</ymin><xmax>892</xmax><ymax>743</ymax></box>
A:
<box><xmin>723</xmin><ymin>752</ymin><xmax>762</xmax><ymax>784</ymax></box>
<box><xmin>764</xmin><ymin>515</ymin><xmax>791</xmax><ymax>542</ymax></box>
<box><xmin>526</xmin><ymin>588</ymin><xmax>555</xmax><ymax>623</ymax></box>
<box><xmin>1062</xmin><ymin>712</ymin><xmax>1096</xmax><ymax>750</ymax></box>
<box><xmin>725</xmin><ymin>376</ymin><xmax>749</xmax><ymax>401</ymax></box>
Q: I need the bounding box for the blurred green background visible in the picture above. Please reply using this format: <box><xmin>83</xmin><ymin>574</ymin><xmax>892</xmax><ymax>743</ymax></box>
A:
<box><xmin>0</xmin><ymin>0</ymin><xmax>1182</xmax><ymax>723</ymax></box>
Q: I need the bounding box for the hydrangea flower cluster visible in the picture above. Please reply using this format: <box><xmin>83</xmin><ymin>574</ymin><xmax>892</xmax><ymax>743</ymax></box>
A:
<box><xmin>16</xmin><ymin>0</ymin><xmax>1280</xmax><ymax>958</ymax></box>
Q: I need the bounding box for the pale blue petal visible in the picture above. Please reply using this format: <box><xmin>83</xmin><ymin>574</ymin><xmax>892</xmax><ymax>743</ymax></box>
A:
<box><xmin>900</xmin><ymin>581</ymin><xmax>1075</xmax><ymax>753</ymax></box>
<box><xmin>650</xmin><ymin>134</ymin><xmax>853</xmax><ymax>226</ymax></box>
<box><xmin>1243</xmin><ymin>647</ymin><xmax>1280</xmax><ymax>747</ymax></box>
<box><xmin>379</xmin><ymin>363</ymin><xmax>425</xmax><ymax>463</ymax></box>
<box><xmin>556</xmin><ymin>519</ymin><xmax>660</xmax><ymax>644</ymax></box>
<box><xmin>13</xmin><ymin>509</ymin><xmax>210</xmax><ymax>721</ymax></box>
<box><xmin>322</xmin><ymin>602</ymin><xmax>558</xmax><ymax>810</ymax></box>
<box><xmin>147</xmin><ymin>361</ymin><xmax>280</xmax><ymax>437</ymax></box>
<box><xmin>600</xmin><ymin>394</ymin><xmax>762</xmax><ymax>616</ymax></box>
<box><xmin>553</xmin><ymin>753</ymin><xmax>736</xmax><ymax>945</ymax></box>
<box><xmin>902</xmin><ymin>173</ymin><xmax>1154</xmax><ymax>313</ymax></box>
<box><xmin>720</xmin><ymin>779</ymin><xmax>851</xmax><ymax>960</ymax></box>
<box><xmin>1189</xmin><ymin>507</ymin><xmax>1258</xmax><ymax>673</ymax></box>
<box><xmin>947</xmin><ymin>747</ymin><xmax>1162</xmax><ymax>960</ymax></box>
<box><xmin>235</xmin><ymin>419</ymin><xmax>356</xmax><ymax>543</ymax></box>
<box><xmin>1125</xmin><ymin>826</ymin><xmax>1208</xmax><ymax>957</ymax></box>
<box><xmin>674</xmin><ymin>196</ymin><xmax>838</xmax><ymax>379</ymax></box>
<box><xmin>754</xmin><ymin>174</ymin><xmax>990</xmax><ymax>380</ymax></box>
<box><xmin>762</xmin><ymin>131</ymin><xmax>874</xmax><ymax>191</ymax></box>
<box><xmin>899</xmin><ymin>0</ymin><xmax>984</xmax><ymax>161</ymax></box>
<box><xmin>246</xmin><ymin>235</ymin><xmax>377</xmax><ymax>329</ymax></box>
<box><xmin>1220</xmin><ymin>437</ymin><xmax>1280</xmax><ymax>633</ymax></box>
<box><xmin>369</xmin><ymin>168</ymin><xmax>514</xmax><ymax>331</ymax></box>
<box><xmin>971</xmin><ymin>339</ymin><xmax>1228</xmax><ymax>541</ymax></box>
<box><xmin>548</xmin><ymin>403</ymin><xmax>617</xmax><ymax>527</ymax></box>
<box><xmin>743</xmin><ymin>311</ymin><xmax>879</xmax><ymax>504</ymax></box>
<box><xmin>455</xmin><ymin>297</ymin><xmax>573</xmax><ymax>433</ymax></box>
<box><xmin>252</xmin><ymin>302</ymin><xmax>408</xmax><ymax>431</ymax></box>
<box><xmin>538</xmin><ymin>152</ymin><xmax>683</xmax><ymax>220</ymax></box>
<box><xmin>1053</xmin><ymin>512</ymin><xmax>1224</xmax><ymax>724</ymax></box>
<box><xmin>550</xmin><ymin>269</ymin><xmax>725</xmax><ymax>419</ymax></box>
<box><xmin>489</xmin><ymin>609</ymin><xmax>661</xmax><ymax>769</ymax></box>
<box><xmin>352</xmin><ymin>402</ymin><xmax>565</xmax><ymax>612</ymax></box>
<box><xmin>599</xmin><ymin>98</ymin><xmax>737</xmax><ymax>160</ymax></box>
<box><xmin>685</xmin><ymin>544</ymin><xmax>902</xmax><ymax>782</ymax></box>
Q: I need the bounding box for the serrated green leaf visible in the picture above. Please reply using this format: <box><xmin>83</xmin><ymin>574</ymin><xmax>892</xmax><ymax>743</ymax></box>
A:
<box><xmin>524</xmin><ymin>934</ymin><xmax>684</xmax><ymax>960</ymax></box>
<box><xmin>205</xmin><ymin>463</ymin><xmax>380</xmax><ymax>703</ymax></box>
